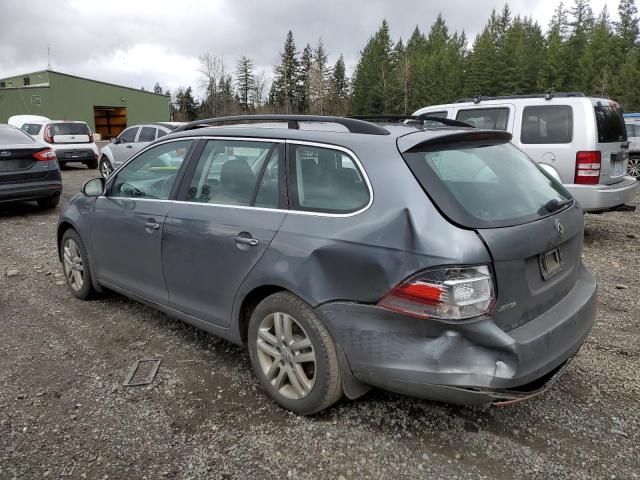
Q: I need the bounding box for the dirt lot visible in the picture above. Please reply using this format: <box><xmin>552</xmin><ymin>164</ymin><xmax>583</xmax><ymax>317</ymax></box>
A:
<box><xmin>1</xmin><ymin>167</ymin><xmax>639</xmax><ymax>480</ymax></box>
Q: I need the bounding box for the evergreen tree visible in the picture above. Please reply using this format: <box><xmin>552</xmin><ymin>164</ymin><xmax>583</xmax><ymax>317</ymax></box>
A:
<box><xmin>328</xmin><ymin>54</ymin><xmax>349</xmax><ymax>115</ymax></box>
<box><xmin>309</xmin><ymin>39</ymin><xmax>331</xmax><ymax>114</ymax></box>
<box><xmin>235</xmin><ymin>56</ymin><xmax>255</xmax><ymax>111</ymax></box>
<box><xmin>298</xmin><ymin>43</ymin><xmax>313</xmax><ymax>113</ymax></box>
<box><xmin>350</xmin><ymin>20</ymin><xmax>397</xmax><ymax>114</ymax></box>
<box><xmin>174</xmin><ymin>86</ymin><xmax>198</xmax><ymax>121</ymax></box>
<box><xmin>539</xmin><ymin>4</ymin><xmax>570</xmax><ymax>90</ymax></box>
<box><xmin>465</xmin><ymin>13</ymin><xmax>499</xmax><ymax>96</ymax></box>
<box><xmin>579</xmin><ymin>7</ymin><xmax>614</xmax><ymax>96</ymax></box>
<box><xmin>153</xmin><ymin>82</ymin><xmax>163</xmax><ymax>94</ymax></box>
<box><xmin>270</xmin><ymin>31</ymin><xmax>301</xmax><ymax>113</ymax></box>
<box><xmin>616</xmin><ymin>0</ymin><xmax>639</xmax><ymax>54</ymax></box>
<box><xmin>565</xmin><ymin>0</ymin><xmax>595</xmax><ymax>87</ymax></box>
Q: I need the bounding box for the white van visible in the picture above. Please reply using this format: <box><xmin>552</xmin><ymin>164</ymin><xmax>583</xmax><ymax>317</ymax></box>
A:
<box><xmin>414</xmin><ymin>93</ymin><xmax>637</xmax><ymax>213</ymax></box>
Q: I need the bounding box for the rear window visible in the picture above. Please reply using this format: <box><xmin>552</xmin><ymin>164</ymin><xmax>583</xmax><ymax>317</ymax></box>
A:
<box><xmin>51</xmin><ymin>123</ymin><xmax>90</xmax><ymax>136</ymax></box>
<box><xmin>595</xmin><ymin>105</ymin><xmax>626</xmax><ymax>143</ymax></box>
<box><xmin>21</xmin><ymin>123</ymin><xmax>42</xmax><ymax>135</ymax></box>
<box><xmin>403</xmin><ymin>140</ymin><xmax>572</xmax><ymax>228</ymax></box>
<box><xmin>456</xmin><ymin>108</ymin><xmax>509</xmax><ymax>130</ymax></box>
<box><xmin>0</xmin><ymin>127</ymin><xmax>34</xmax><ymax>144</ymax></box>
<box><xmin>521</xmin><ymin>105</ymin><xmax>573</xmax><ymax>144</ymax></box>
<box><xmin>626</xmin><ymin>123</ymin><xmax>640</xmax><ymax>138</ymax></box>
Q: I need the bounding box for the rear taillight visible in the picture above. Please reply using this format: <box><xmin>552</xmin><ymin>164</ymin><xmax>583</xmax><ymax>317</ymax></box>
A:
<box><xmin>33</xmin><ymin>148</ymin><xmax>57</xmax><ymax>162</ymax></box>
<box><xmin>378</xmin><ymin>265</ymin><xmax>495</xmax><ymax>320</ymax></box>
<box><xmin>89</xmin><ymin>130</ymin><xmax>94</xmax><ymax>142</ymax></box>
<box><xmin>575</xmin><ymin>151</ymin><xmax>601</xmax><ymax>185</ymax></box>
<box><xmin>43</xmin><ymin>124</ymin><xmax>53</xmax><ymax>143</ymax></box>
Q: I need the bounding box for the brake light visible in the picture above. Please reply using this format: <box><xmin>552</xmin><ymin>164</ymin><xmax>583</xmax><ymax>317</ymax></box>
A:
<box><xmin>575</xmin><ymin>151</ymin><xmax>601</xmax><ymax>185</ymax></box>
<box><xmin>33</xmin><ymin>148</ymin><xmax>57</xmax><ymax>162</ymax></box>
<box><xmin>89</xmin><ymin>129</ymin><xmax>94</xmax><ymax>143</ymax></box>
<box><xmin>43</xmin><ymin>124</ymin><xmax>53</xmax><ymax>143</ymax></box>
<box><xmin>378</xmin><ymin>265</ymin><xmax>495</xmax><ymax>320</ymax></box>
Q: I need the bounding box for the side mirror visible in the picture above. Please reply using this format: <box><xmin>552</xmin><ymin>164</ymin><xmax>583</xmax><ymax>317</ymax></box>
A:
<box><xmin>110</xmin><ymin>137</ymin><xmax>118</xmax><ymax>144</ymax></box>
<box><xmin>82</xmin><ymin>177</ymin><xmax>105</xmax><ymax>197</ymax></box>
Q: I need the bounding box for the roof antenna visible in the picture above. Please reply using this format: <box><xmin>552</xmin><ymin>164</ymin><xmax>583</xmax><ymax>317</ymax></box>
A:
<box><xmin>46</xmin><ymin>43</ymin><xmax>52</xmax><ymax>70</ymax></box>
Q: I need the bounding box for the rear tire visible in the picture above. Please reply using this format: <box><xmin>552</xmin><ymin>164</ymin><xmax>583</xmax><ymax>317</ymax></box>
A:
<box><xmin>99</xmin><ymin>156</ymin><xmax>113</xmax><ymax>177</ymax></box>
<box><xmin>37</xmin><ymin>194</ymin><xmax>60</xmax><ymax>209</ymax></box>
<box><xmin>60</xmin><ymin>229</ymin><xmax>97</xmax><ymax>300</ymax></box>
<box><xmin>627</xmin><ymin>156</ymin><xmax>640</xmax><ymax>178</ymax></box>
<box><xmin>248</xmin><ymin>292</ymin><xmax>343</xmax><ymax>415</ymax></box>
<box><xmin>86</xmin><ymin>157</ymin><xmax>99</xmax><ymax>169</ymax></box>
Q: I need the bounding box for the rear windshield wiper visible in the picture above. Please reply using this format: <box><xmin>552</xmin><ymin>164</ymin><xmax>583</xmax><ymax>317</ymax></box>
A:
<box><xmin>542</xmin><ymin>198</ymin><xmax>573</xmax><ymax>213</ymax></box>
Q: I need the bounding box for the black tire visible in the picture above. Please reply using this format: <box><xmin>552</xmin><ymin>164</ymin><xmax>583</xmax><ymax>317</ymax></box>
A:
<box><xmin>86</xmin><ymin>157</ymin><xmax>99</xmax><ymax>169</ymax></box>
<box><xmin>37</xmin><ymin>194</ymin><xmax>60</xmax><ymax>209</ymax></box>
<box><xmin>627</xmin><ymin>155</ymin><xmax>640</xmax><ymax>178</ymax></box>
<box><xmin>248</xmin><ymin>292</ymin><xmax>343</xmax><ymax>415</ymax></box>
<box><xmin>60</xmin><ymin>229</ymin><xmax>97</xmax><ymax>300</ymax></box>
<box><xmin>99</xmin><ymin>156</ymin><xmax>113</xmax><ymax>178</ymax></box>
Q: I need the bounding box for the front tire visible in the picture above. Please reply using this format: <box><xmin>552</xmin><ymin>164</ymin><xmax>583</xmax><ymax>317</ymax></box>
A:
<box><xmin>60</xmin><ymin>229</ymin><xmax>97</xmax><ymax>300</ymax></box>
<box><xmin>627</xmin><ymin>156</ymin><xmax>640</xmax><ymax>178</ymax></box>
<box><xmin>99</xmin><ymin>156</ymin><xmax>113</xmax><ymax>177</ymax></box>
<box><xmin>248</xmin><ymin>292</ymin><xmax>343</xmax><ymax>415</ymax></box>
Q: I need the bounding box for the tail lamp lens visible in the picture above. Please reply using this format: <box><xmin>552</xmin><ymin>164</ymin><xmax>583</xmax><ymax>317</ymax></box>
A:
<box><xmin>378</xmin><ymin>265</ymin><xmax>495</xmax><ymax>320</ymax></box>
<box><xmin>575</xmin><ymin>151</ymin><xmax>601</xmax><ymax>185</ymax></box>
<box><xmin>33</xmin><ymin>148</ymin><xmax>57</xmax><ymax>162</ymax></box>
<box><xmin>43</xmin><ymin>124</ymin><xmax>53</xmax><ymax>143</ymax></box>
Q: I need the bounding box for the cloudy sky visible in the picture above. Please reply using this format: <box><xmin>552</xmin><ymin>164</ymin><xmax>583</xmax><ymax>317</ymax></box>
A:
<box><xmin>0</xmin><ymin>0</ymin><xmax>620</xmax><ymax>98</ymax></box>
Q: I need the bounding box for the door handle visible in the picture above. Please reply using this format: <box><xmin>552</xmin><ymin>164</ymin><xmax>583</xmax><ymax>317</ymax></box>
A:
<box><xmin>234</xmin><ymin>236</ymin><xmax>259</xmax><ymax>247</ymax></box>
<box><xmin>126</xmin><ymin>145</ymin><xmax>133</xmax><ymax>149</ymax></box>
<box><xmin>145</xmin><ymin>220</ymin><xmax>161</xmax><ymax>230</ymax></box>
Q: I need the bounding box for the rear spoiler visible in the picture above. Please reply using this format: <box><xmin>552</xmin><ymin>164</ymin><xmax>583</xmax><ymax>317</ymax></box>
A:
<box><xmin>397</xmin><ymin>130</ymin><xmax>513</xmax><ymax>153</ymax></box>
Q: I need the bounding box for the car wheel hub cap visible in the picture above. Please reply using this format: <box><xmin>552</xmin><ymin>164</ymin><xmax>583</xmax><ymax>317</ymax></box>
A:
<box><xmin>256</xmin><ymin>312</ymin><xmax>316</xmax><ymax>400</ymax></box>
<box><xmin>628</xmin><ymin>158</ymin><xmax>640</xmax><ymax>177</ymax></box>
<box><xmin>62</xmin><ymin>239</ymin><xmax>84</xmax><ymax>291</ymax></box>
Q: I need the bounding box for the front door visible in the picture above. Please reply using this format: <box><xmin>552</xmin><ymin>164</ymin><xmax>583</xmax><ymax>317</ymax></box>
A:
<box><xmin>91</xmin><ymin>139</ymin><xmax>194</xmax><ymax>304</ymax></box>
<box><xmin>162</xmin><ymin>138</ymin><xmax>286</xmax><ymax>326</ymax></box>
<box><xmin>111</xmin><ymin>126</ymin><xmax>139</xmax><ymax>167</ymax></box>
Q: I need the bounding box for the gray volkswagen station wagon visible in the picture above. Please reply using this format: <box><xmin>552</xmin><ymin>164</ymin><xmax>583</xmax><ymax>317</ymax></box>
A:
<box><xmin>57</xmin><ymin>115</ymin><xmax>597</xmax><ymax>415</ymax></box>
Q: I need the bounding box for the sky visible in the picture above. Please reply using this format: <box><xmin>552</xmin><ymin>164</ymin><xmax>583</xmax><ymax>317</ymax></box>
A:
<box><xmin>0</xmin><ymin>0</ymin><xmax>621</xmax><ymax>98</ymax></box>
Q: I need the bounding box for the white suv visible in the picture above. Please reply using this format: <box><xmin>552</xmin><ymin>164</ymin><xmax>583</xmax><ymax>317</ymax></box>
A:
<box><xmin>11</xmin><ymin>116</ymin><xmax>100</xmax><ymax>170</ymax></box>
<box><xmin>414</xmin><ymin>93</ymin><xmax>637</xmax><ymax>213</ymax></box>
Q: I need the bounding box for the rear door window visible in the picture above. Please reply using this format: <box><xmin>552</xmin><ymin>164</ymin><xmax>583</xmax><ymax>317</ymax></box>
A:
<box><xmin>156</xmin><ymin>129</ymin><xmax>167</xmax><ymax>139</ymax></box>
<box><xmin>402</xmin><ymin>139</ymin><xmax>572</xmax><ymax>228</ymax></box>
<box><xmin>289</xmin><ymin>144</ymin><xmax>370</xmax><ymax>214</ymax></box>
<box><xmin>521</xmin><ymin>105</ymin><xmax>573</xmax><ymax>144</ymax></box>
<box><xmin>138</xmin><ymin>127</ymin><xmax>156</xmax><ymax>142</ymax></box>
<box><xmin>456</xmin><ymin>108</ymin><xmax>510</xmax><ymax>130</ymax></box>
<box><xmin>595</xmin><ymin>104</ymin><xmax>627</xmax><ymax>143</ymax></box>
<box><xmin>21</xmin><ymin>124</ymin><xmax>42</xmax><ymax>135</ymax></box>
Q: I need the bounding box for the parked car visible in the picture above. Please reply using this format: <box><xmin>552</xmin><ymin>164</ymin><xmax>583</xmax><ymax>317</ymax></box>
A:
<box><xmin>0</xmin><ymin>124</ymin><xmax>62</xmax><ymax>209</ymax></box>
<box><xmin>414</xmin><ymin>93</ymin><xmax>637</xmax><ymax>213</ymax></box>
<box><xmin>624</xmin><ymin>113</ymin><xmax>640</xmax><ymax>177</ymax></box>
<box><xmin>9</xmin><ymin>116</ymin><xmax>99</xmax><ymax>170</ymax></box>
<box><xmin>57</xmin><ymin>115</ymin><xmax>597</xmax><ymax>415</ymax></box>
<box><xmin>98</xmin><ymin>122</ymin><xmax>185</xmax><ymax>177</ymax></box>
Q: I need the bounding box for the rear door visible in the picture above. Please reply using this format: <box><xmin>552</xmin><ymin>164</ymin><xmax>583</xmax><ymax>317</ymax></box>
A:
<box><xmin>592</xmin><ymin>100</ymin><xmax>629</xmax><ymax>185</ymax></box>
<box><xmin>162</xmin><ymin>138</ymin><xmax>286</xmax><ymax>327</ymax></box>
<box><xmin>50</xmin><ymin>122</ymin><xmax>91</xmax><ymax>143</ymax></box>
<box><xmin>129</xmin><ymin>126</ymin><xmax>156</xmax><ymax>157</ymax></box>
<box><xmin>0</xmin><ymin>127</ymin><xmax>50</xmax><ymax>184</ymax></box>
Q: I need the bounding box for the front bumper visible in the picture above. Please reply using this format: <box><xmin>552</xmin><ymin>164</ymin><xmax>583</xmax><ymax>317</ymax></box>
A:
<box><xmin>319</xmin><ymin>264</ymin><xmax>597</xmax><ymax>406</ymax></box>
<box><xmin>0</xmin><ymin>181</ymin><xmax>62</xmax><ymax>203</ymax></box>
<box><xmin>566</xmin><ymin>176</ymin><xmax>638</xmax><ymax>212</ymax></box>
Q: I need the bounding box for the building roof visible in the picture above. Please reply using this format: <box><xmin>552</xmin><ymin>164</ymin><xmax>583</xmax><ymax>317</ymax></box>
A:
<box><xmin>0</xmin><ymin>69</ymin><xmax>169</xmax><ymax>97</ymax></box>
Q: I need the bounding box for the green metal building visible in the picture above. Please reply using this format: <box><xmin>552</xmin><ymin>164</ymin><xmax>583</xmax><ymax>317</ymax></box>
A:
<box><xmin>0</xmin><ymin>70</ymin><xmax>170</xmax><ymax>139</ymax></box>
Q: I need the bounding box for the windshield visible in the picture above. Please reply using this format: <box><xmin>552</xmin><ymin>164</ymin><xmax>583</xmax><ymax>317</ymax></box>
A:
<box><xmin>51</xmin><ymin>123</ymin><xmax>90</xmax><ymax>136</ymax></box>
<box><xmin>595</xmin><ymin>104</ymin><xmax>626</xmax><ymax>143</ymax></box>
<box><xmin>403</xmin><ymin>141</ymin><xmax>573</xmax><ymax>228</ymax></box>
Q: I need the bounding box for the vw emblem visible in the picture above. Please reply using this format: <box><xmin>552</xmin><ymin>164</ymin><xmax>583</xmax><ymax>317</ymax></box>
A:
<box><xmin>555</xmin><ymin>219</ymin><xmax>565</xmax><ymax>239</ymax></box>
<box><xmin>0</xmin><ymin>151</ymin><xmax>10</xmax><ymax>157</ymax></box>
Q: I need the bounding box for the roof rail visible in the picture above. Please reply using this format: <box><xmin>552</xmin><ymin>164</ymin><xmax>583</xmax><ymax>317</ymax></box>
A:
<box><xmin>172</xmin><ymin>114</ymin><xmax>390</xmax><ymax>136</ymax></box>
<box><xmin>350</xmin><ymin>114</ymin><xmax>474</xmax><ymax>129</ymax></box>
<box><xmin>456</xmin><ymin>92</ymin><xmax>587</xmax><ymax>103</ymax></box>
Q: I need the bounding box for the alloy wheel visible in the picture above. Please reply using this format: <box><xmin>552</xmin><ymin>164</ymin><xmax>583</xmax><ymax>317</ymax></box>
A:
<box><xmin>627</xmin><ymin>157</ymin><xmax>640</xmax><ymax>178</ymax></box>
<box><xmin>63</xmin><ymin>238</ymin><xmax>84</xmax><ymax>291</ymax></box>
<box><xmin>256</xmin><ymin>312</ymin><xmax>316</xmax><ymax>400</ymax></box>
<box><xmin>100</xmin><ymin>159</ymin><xmax>113</xmax><ymax>177</ymax></box>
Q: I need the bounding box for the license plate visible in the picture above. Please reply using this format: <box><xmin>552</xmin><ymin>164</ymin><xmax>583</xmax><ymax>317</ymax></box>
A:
<box><xmin>66</xmin><ymin>152</ymin><xmax>79</xmax><ymax>158</ymax></box>
<box><xmin>540</xmin><ymin>248</ymin><xmax>563</xmax><ymax>280</ymax></box>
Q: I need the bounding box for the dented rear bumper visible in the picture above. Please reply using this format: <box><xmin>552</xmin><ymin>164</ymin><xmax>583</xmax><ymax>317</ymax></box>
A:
<box><xmin>319</xmin><ymin>264</ymin><xmax>597</xmax><ymax>406</ymax></box>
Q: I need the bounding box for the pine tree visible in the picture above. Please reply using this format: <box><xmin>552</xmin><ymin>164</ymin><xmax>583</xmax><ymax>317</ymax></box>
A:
<box><xmin>465</xmin><ymin>15</ymin><xmax>498</xmax><ymax>96</ymax></box>
<box><xmin>328</xmin><ymin>54</ymin><xmax>349</xmax><ymax>115</ymax></box>
<box><xmin>309</xmin><ymin>39</ymin><xmax>331</xmax><ymax>114</ymax></box>
<box><xmin>579</xmin><ymin>7</ymin><xmax>615</xmax><ymax>96</ymax></box>
<box><xmin>270</xmin><ymin>31</ymin><xmax>301</xmax><ymax>113</ymax></box>
<box><xmin>235</xmin><ymin>56</ymin><xmax>255</xmax><ymax>111</ymax></box>
<box><xmin>616</xmin><ymin>0</ymin><xmax>639</xmax><ymax>54</ymax></box>
<box><xmin>153</xmin><ymin>82</ymin><xmax>163</xmax><ymax>94</ymax></box>
<box><xmin>565</xmin><ymin>0</ymin><xmax>595</xmax><ymax>88</ymax></box>
<box><xmin>539</xmin><ymin>4</ymin><xmax>570</xmax><ymax>91</ymax></box>
<box><xmin>350</xmin><ymin>20</ymin><xmax>397</xmax><ymax>114</ymax></box>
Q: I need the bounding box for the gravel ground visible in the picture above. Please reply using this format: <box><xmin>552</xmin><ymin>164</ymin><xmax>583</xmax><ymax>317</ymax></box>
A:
<box><xmin>1</xmin><ymin>167</ymin><xmax>639</xmax><ymax>480</ymax></box>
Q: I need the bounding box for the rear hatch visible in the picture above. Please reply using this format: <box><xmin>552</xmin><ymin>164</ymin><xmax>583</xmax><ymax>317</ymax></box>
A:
<box><xmin>0</xmin><ymin>127</ymin><xmax>50</xmax><ymax>184</ymax></box>
<box><xmin>50</xmin><ymin>122</ymin><xmax>92</xmax><ymax>144</ymax></box>
<box><xmin>592</xmin><ymin>100</ymin><xmax>629</xmax><ymax>185</ymax></box>
<box><xmin>400</xmin><ymin>130</ymin><xmax>583</xmax><ymax>331</ymax></box>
